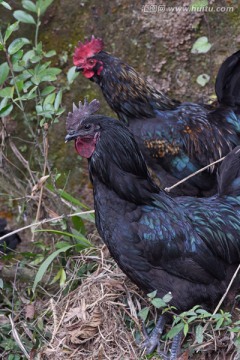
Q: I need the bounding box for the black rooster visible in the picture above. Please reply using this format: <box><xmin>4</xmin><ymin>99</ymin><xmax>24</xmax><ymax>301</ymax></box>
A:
<box><xmin>73</xmin><ymin>37</ymin><xmax>240</xmax><ymax>196</ymax></box>
<box><xmin>66</xmin><ymin>99</ymin><xmax>240</xmax><ymax>359</ymax></box>
<box><xmin>0</xmin><ymin>218</ymin><xmax>21</xmax><ymax>254</ymax></box>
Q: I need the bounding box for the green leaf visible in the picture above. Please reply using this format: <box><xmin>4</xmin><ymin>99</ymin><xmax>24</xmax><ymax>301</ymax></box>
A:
<box><xmin>0</xmin><ymin>1</ymin><xmax>12</xmax><ymax>10</ymax></box>
<box><xmin>162</xmin><ymin>292</ymin><xmax>173</xmax><ymax>303</ymax></box>
<box><xmin>34</xmin><ymin>229</ymin><xmax>92</xmax><ymax>248</ymax></box>
<box><xmin>196</xmin><ymin>73</ymin><xmax>210</xmax><ymax>87</ymax></box>
<box><xmin>32</xmin><ymin>67</ymin><xmax>61</xmax><ymax>84</ymax></box>
<box><xmin>12</xmin><ymin>50</ymin><xmax>24</xmax><ymax>63</ymax></box>
<box><xmin>233</xmin><ymin>320</ymin><xmax>240</xmax><ymax>326</ymax></box>
<box><xmin>13</xmin><ymin>10</ymin><xmax>36</xmax><ymax>24</ymax></box>
<box><xmin>151</xmin><ymin>297</ymin><xmax>166</xmax><ymax>309</ymax></box>
<box><xmin>196</xmin><ymin>309</ymin><xmax>211</xmax><ymax>317</ymax></box>
<box><xmin>30</xmin><ymin>55</ymin><xmax>42</xmax><ymax>63</ymax></box>
<box><xmin>35</xmin><ymin>41</ymin><xmax>43</xmax><ymax>53</ymax></box>
<box><xmin>12</xmin><ymin>62</ymin><xmax>24</xmax><ymax>72</ymax></box>
<box><xmin>167</xmin><ymin>323</ymin><xmax>184</xmax><ymax>339</ymax></box>
<box><xmin>0</xmin><ymin>62</ymin><xmax>9</xmax><ymax>85</ymax></box>
<box><xmin>36</xmin><ymin>318</ymin><xmax>44</xmax><ymax>332</ymax></box>
<box><xmin>190</xmin><ymin>0</ymin><xmax>208</xmax><ymax>10</ymax></box>
<box><xmin>0</xmin><ymin>104</ymin><xmax>13</xmax><ymax>117</ymax></box>
<box><xmin>230</xmin><ymin>327</ymin><xmax>240</xmax><ymax>333</ymax></box>
<box><xmin>187</xmin><ymin>316</ymin><xmax>198</xmax><ymax>323</ymax></box>
<box><xmin>183</xmin><ymin>323</ymin><xmax>189</xmax><ymax>336</ymax></box>
<box><xmin>29</xmin><ymin>254</ymin><xmax>45</xmax><ymax>266</ymax></box>
<box><xmin>26</xmin><ymin>85</ymin><xmax>37</xmax><ymax>98</ymax></box>
<box><xmin>8</xmin><ymin>38</ymin><xmax>30</xmax><ymax>55</ymax></box>
<box><xmin>44</xmin><ymin>50</ymin><xmax>56</xmax><ymax>58</ymax></box>
<box><xmin>0</xmin><ymin>97</ymin><xmax>8</xmax><ymax>109</ymax></box>
<box><xmin>22</xmin><ymin>49</ymin><xmax>35</xmax><ymax>63</ymax></box>
<box><xmin>191</xmin><ymin>36</ymin><xmax>212</xmax><ymax>54</ymax></box>
<box><xmin>67</xmin><ymin>66</ymin><xmax>79</xmax><ymax>84</ymax></box>
<box><xmin>40</xmin><ymin>67</ymin><xmax>61</xmax><ymax>78</ymax></box>
<box><xmin>51</xmin><ymin>268</ymin><xmax>62</xmax><ymax>283</ymax></box>
<box><xmin>37</xmin><ymin>109</ymin><xmax>53</xmax><ymax>119</ymax></box>
<box><xmin>43</xmin><ymin>103</ymin><xmax>54</xmax><ymax>111</ymax></box>
<box><xmin>59</xmin><ymin>268</ymin><xmax>66</xmax><ymax>287</ymax></box>
<box><xmin>40</xmin><ymin>118</ymin><xmax>47</xmax><ymax>126</ymax></box>
<box><xmin>72</xmin><ymin>215</ymin><xmax>85</xmax><ymax>234</ymax></box>
<box><xmin>0</xmin><ymin>86</ymin><xmax>14</xmax><ymax>98</ymax></box>
<box><xmin>215</xmin><ymin>317</ymin><xmax>224</xmax><ymax>330</ymax></box>
<box><xmin>234</xmin><ymin>337</ymin><xmax>240</xmax><ymax>348</ymax></box>
<box><xmin>15</xmin><ymin>80</ymin><xmax>24</xmax><ymax>92</ymax></box>
<box><xmin>43</xmin><ymin>92</ymin><xmax>56</xmax><ymax>106</ymax></box>
<box><xmin>195</xmin><ymin>324</ymin><xmax>204</xmax><ymax>344</ymax></box>
<box><xmin>36</xmin><ymin>0</ymin><xmax>54</xmax><ymax>15</ymax></box>
<box><xmin>147</xmin><ymin>290</ymin><xmax>157</xmax><ymax>299</ymax></box>
<box><xmin>37</xmin><ymin>61</ymin><xmax>50</xmax><ymax>71</ymax></box>
<box><xmin>54</xmin><ymin>89</ymin><xmax>62</xmax><ymax>110</ymax></box>
<box><xmin>22</xmin><ymin>0</ymin><xmax>37</xmax><ymax>12</ymax></box>
<box><xmin>138</xmin><ymin>307</ymin><xmax>149</xmax><ymax>322</ymax></box>
<box><xmin>51</xmin><ymin>267</ymin><xmax>66</xmax><ymax>287</ymax></box>
<box><xmin>46</xmin><ymin>184</ymin><xmax>92</xmax><ymax>211</ymax></box>
<box><xmin>32</xmin><ymin>245</ymin><xmax>73</xmax><ymax>292</ymax></box>
<box><xmin>55</xmin><ymin>241</ymin><xmax>72</xmax><ymax>249</ymax></box>
<box><xmin>18</xmin><ymin>71</ymin><xmax>33</xmax><ymax>82</ymax></box>
<box><xmin>41</xmin><ymin>85</ymin><xmax>55</xmax><ymax>96</ymax></box>
<box><xmin>31</xmin><ymin>75</ymin><xmax>40</xmax><ymax>85</ymax></box>
<box><xmin>4</xmin><ymin>21</ymin><xmax>19</xmax><ymax>43</ymax></box>
<box><xmin>54</xmin><ymin>107</ymin><xmax>65</xmax><ymax>117</ymax></box>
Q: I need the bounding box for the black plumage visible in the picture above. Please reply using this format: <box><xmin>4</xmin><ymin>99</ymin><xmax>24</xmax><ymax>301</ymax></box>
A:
<box><xmin>66</xmin><ymin>100</ymin><xmax>240</xmax><ymax>358</ymax></box>
<box><xmin>0</xmin><ymin>218</ymin><xmax>21</xmax><ymax>254</ymax></box>
<box><xmin>73</xmin><ymin>39</ymin><xmax>240</xmax><ymax>196</ymax></box>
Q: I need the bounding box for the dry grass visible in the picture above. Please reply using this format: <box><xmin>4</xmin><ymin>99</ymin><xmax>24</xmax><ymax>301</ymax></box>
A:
<box><xmin>35</xmin><ymin>245</ymin><xmax>239</xmax><ymax>360</ymax></box>
<box><xmin>38</xmin><ymin>246</ymin><xmax>147</xmax><ymax>360</ymax></box>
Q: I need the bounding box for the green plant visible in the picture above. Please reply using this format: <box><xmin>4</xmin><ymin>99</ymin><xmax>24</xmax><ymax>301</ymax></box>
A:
<box><xmin>0</xmin><ymin>0</ymin><xmax>78</xmax><ymax>208</ymax></box>
<box><xmin>0</xmin><ymin>2</ymin><xmax>96</xmax><ymax>357</ymax></box>
<box><xmin>0</xmin><ymin>0</ymin><xmax>64</xmax><ymax>123</ymax></box>
<box><xmin>139</xmin><ymin>290</ymin><xmax>240</xmax><ymax>357</ymax></box>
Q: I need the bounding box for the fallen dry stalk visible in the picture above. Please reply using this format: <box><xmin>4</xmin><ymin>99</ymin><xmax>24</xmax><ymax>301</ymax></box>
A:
<box><xmin>192</xmin><ymin>263</ymin><xmax>240</xmax><ymax>349</ymax></box>
<box><xmin>9</xmin><ymin>314</ymin><xmax>30</xmax><ymax>359</ymax></box>
<box><xmin>165</xmin><ymin>156</ymin><xmax>226</xmax><ymax>192</ymax></box>
<box><xmin>0</xmin><ymin>210</ymin><xmax>95</xmax><ymax>241</ymax></box>
<box><xmin>33</xmin><ymin>124</ymin><xmax>49</xmax><ymax>241</ymax></box>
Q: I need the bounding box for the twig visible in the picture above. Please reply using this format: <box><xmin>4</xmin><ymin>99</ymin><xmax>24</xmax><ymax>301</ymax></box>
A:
<box><xmin>192</xmin><ymin>263</ymin><xmax>240</xmax><ymax>348</ymax></box>
<box><xmin>8</xmin><ymin>315</ymin><xmax>30</xmax><ymax>359</ymax></box>
<box><xmin>213</xmin><ymin>264</ymin><xmax>240</xmax><ymax>315</ymax></box>
<box><xmin>164</xmin><ymin>156</ymin><xmax>226</xmax><ymax>192</ymax></box>
<box><xmin>50</xmin><ymin>297</ymin><xmax>70</xmax><ymax>345</ymax></box>
<box><xmin>0</xmin><ymin>210</ymin><xmax>95</xmax><ymax>241</ymax></box>
<box><xmin>9</xmin><ymin>139</ymin><xmax>35</xmax><ymax>184</ymax></box>
<box><xmin>32</xmin><ymin>123</ymin><xmax>49</xmax><ymax>241</ymax></box>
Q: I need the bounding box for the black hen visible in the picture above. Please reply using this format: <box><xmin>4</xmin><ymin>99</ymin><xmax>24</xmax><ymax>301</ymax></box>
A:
<box><xmin>66</xmin><ymin>100</ymin><xmax>240</xmax><ymax>358</ymax></box>
<box><xmin>73</xmin><ymin>37</ymin><xmax>240</xmax><ymax>196</ymax></box>
<box><xmin>0</xmin><ymin>218</ymin><xmax>21</xmax><ymax>254</ymax></box>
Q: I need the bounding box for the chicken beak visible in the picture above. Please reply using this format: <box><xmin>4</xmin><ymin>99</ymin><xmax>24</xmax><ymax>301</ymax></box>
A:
<box><xmin>75</xmin><ymin>66</ymin><xmax>83</xmax><ymax>72</ymax></box>
<box><xmin>65</xmin><ymin>133</ymin><xmax>76</xmax><ymax>143</ymax></box>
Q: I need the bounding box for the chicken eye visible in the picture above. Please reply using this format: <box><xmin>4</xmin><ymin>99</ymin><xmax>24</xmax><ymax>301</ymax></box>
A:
<box><xmin>88</xmin><ymin>59</ymin><xmax>95</xmax><ymax>65</ymax></box>
<box><xmin>84</xmin><ymin>124</ymin><xmax>91</xmax><ymax>130</ymax></box>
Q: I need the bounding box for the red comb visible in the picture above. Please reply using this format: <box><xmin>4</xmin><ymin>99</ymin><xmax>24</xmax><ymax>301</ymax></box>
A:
<box><xmin>73</xmin><ymin>36</ymin><xmax>104</xmax><ymax>66</ymax></box>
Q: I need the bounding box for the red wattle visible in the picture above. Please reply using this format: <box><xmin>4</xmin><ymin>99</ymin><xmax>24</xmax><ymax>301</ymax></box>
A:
<box><xmin>75</xmin><ymin>138</ymin><xmax>95</xmax><ymax>158</ymax></box>
<box><xmin>83</xmin><ymin>69</ymin><xmax>95</xmax><ymax>78</ymax></box>
<box><xmin>74</xmin><ymin>133</ymin><xmax>99</xmax><ymax>158</ymax></box>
